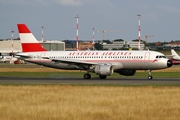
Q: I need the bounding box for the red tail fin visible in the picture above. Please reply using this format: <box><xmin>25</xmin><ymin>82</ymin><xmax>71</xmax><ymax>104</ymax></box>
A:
<box><xmin>17</xmin><ymin>24</ymin><xmax>47</xmax><ymax>52</ymax></box>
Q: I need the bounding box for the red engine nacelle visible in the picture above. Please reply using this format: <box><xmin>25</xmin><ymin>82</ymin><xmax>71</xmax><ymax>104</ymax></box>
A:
<box><xmin>169</xmin><ymin>58</ymin><xmax>180</xmax><ymax>65</ymax></box>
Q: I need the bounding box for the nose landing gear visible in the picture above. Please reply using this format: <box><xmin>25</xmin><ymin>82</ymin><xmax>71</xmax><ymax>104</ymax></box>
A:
<box><xmin>148</xmin><ymin>70</ymin><xmax>153</xmax><ymax>80</ymax></box>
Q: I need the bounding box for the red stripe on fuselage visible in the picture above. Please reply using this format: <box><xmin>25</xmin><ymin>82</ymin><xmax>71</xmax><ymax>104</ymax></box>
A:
<box><xmin>17</xmin><ymin>24</ymin><xmax>31</xmax><ymax>33</ymax></box>
<box><xmin>22</xmin><ymin>43</ymin><xmax>46</xmax><ymax>52</ymax></box>
<box><xmin>28</xmin><ymin>59</ymin><xmax>153</xmax><ymax>63</ymax></box>
<box><xmin>85</xmin><ymin>60</ymin><xmax>153</xmax><ymax>62</ymax></box>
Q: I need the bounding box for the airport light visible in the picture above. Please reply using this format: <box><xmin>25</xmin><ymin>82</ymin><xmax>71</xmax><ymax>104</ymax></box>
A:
<box><xmin>92</xmin><ymin>28</ymin><xmax>95</xmax><ymax>50</ymax></box>
<box><xmin>137</xmin><ymin>14</ymin><xmax>141</xmax><ymax>50</ymax></box>
<box><xmin>42</xmin><ymin>26</ymin><xmax>44</xmax><ymax>42</ymax></box>
<box><xmin>41</xmin><ymin>26</ymin><xmax>44</xmax><ymax>48</ymax></box>
<box><xmin>11</xmin><ymin>30</ymin><xmax>14</xmax><ymax>56</ymax></box>
<box><xmin>75</xmin><ymin>15</ymin><xmax>80</xmax><ymax>51</ymax></box>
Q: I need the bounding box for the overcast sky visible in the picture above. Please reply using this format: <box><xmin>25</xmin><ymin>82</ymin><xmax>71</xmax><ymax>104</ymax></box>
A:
<box><xmin>1</xmin><ymin>0</ymin><xmax>180</xmax><ymax>42</ymax></box>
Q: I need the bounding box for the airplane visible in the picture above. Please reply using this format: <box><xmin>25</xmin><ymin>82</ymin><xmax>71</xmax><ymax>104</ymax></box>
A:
<box><xmin>15</xmin><ymin>24</ymin><xmax>173</xmax><ymax>80</ymax></box>
<box><xmin>170</xmin><ymin>49</ymin><xmax>180</xmax><ymax>60</ymax></box>
<box><xmin>167</xmin><ymin>49</ymin><xmax>180</xmax><ymax>65</ymax></box>
<box><xmin>0</xmin><ymin>55</ymin><xmax>18</xmax><ymax>63</ymax></box>
<box><xmin>0</xmin><ymin>55</ymin><xmax>11</xmax><ymax>63</ymax></box>
<box><xmin>0</xmin><ymin>48</ymin><xmax>20</xmax><ymax>63</ymax></box>
<box><xmin>0</xmin><ymin>50</ymin><xmax>18</xmax><ymax>63</ymax></box>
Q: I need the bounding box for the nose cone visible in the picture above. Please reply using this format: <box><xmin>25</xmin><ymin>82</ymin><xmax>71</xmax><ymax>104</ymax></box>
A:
<box><xmin>167</xmin><ymin>59</ymin><xmax>173</xmax><ymax>67</ymax></box>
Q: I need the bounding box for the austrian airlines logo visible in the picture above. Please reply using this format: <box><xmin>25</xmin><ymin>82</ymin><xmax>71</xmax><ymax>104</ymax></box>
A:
<box><xmin>68</xmin><ymin>51</ymin><xmax>132</xmax><ymax>56</ymax></box>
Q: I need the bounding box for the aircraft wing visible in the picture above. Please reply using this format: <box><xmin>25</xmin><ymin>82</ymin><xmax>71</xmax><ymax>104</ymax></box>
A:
<box><xmin>44</xmin><ymin>57</ymin><xmax>97</xmax><ymax>65</ymax></box>
<box><xmin>43</xmin><ymin>57</ymin><xmax>124</xmax><ymax>70</ymax></box>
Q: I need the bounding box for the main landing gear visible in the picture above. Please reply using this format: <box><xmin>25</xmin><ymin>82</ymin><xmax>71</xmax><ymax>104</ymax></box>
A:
<box><xmin>83</xmin><ymin>73</ymin><xmax>107</xmax><ymax>79</ymax></box>
<box><xmin>83</xmin><ymin>73</ymin><xmax>91</xmax><ymax>79</ymax></box>
<box><xmin>83</xmin><ymin>69</ymin><xmax>91</xmax><ymax>79</ymax></box>
<box><xmin>83</xmin><ymin>70</ymin><xmax>107</xmax><ymax>79</ymax></box>
<box><xmin>148</xmin><ymin>70</ymin><xmax>153</xmax><ymax>80</ymax></box>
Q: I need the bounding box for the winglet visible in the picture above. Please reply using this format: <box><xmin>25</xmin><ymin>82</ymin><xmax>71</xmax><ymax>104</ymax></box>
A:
<box><xmin>17</xmin><ymin>24</ymin><xmax>47</xmax><ymax>52</ymax></box>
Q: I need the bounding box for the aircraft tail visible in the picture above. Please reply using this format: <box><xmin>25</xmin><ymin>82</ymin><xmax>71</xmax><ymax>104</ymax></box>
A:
<box><xmin>17</xmin><ymin>24</ymin><xmax>47</xmax><ymax>52</ymax></box>
<box><xmin>171</xmin><ymin>49</ymin><xmax>178</xmax><ymax>56</ymax></box>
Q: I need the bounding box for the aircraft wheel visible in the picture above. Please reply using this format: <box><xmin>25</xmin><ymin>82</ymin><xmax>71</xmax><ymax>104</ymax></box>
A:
<box><xmin>99</xmin><ymin>75</ymin><xmax>107</xmax><ymax>79</ymax></box>
<box><xmin>148</xmin><ymin>76</ymin><xmax>153</xmax><ymax>80</ymax></box>
<box><xmin>83</xmin><ymin>73</ymin><xmax>91</xmax><ymax>79</ymax></box>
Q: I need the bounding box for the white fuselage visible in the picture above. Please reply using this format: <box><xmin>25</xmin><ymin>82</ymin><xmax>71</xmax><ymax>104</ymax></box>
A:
<box><xmin>16</xmin><ymin>50</ymin><xmax>169</xmax><ymax>71</ymax></box>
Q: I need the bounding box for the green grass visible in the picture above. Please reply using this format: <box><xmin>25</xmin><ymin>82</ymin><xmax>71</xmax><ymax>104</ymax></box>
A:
<box><xmin>0</xmin><ymin>72</ymin><xmax>180</xmax><ymax>78</ymax></box>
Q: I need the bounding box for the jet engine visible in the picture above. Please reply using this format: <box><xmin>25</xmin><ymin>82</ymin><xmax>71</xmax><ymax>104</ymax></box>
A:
<box><xmin>118</xmin><ymin>69</ymin><xmax>136</xmax><ymax>76</ymax></box>
<box><xmin>95</xmin><ymin>64</ymin><xmax>114</xmax><ymax>76</ymax></box>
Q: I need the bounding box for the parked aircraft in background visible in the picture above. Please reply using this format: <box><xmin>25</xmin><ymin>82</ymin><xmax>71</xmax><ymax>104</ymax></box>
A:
<box><xmin>168</xmin><ymin>49</ymin><xmax>180</xmax><ymax>65</ymax></box>
<box><xmin>171</xmin><ymin>49</ymin><xmax>180</xmax><ymax>60</ymax></box>
<box><xmin>15</xmin><ymin>24</ymin><xmax>173</xmax><ymax>80</ymax></box>
<box><xmin>0</xmin><ymin>49</ymin><xmax>19</xmax><ymax>63</ymax></box>
<box><xmin>0</xmin><ymin>55</ymin><xmax>18</xmax><ymax>63</ymax></box>
<box><xmin>0</xmin><ymin>55</ymin><xmax>11</xmax><ymax>63</ymax></box>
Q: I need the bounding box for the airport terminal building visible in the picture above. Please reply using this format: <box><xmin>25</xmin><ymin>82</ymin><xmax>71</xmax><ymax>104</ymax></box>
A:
<box><xmin>0</xmin><ymin>39</ymin><xmax>145</xmax><ymax>52</ymax></box>
<box><xmin>103</xmin><ymin>41</ymin><xmax>145</xmax><ymax>50</ymax></box>
<box><xmin>0</xmin><ymin>39</ymin><xmax>65</xmax><ymax>52</ymax></box>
